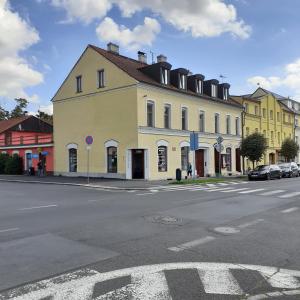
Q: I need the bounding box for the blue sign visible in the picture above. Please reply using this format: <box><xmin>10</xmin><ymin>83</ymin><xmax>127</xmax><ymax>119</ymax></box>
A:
<box><xmin>41</xmin><ymin>151</ymin><xmax>48</xmax><ymax>156</ymax></box>
<box><xmin>190</xmin><ymin>132</ymin><xmax>199</xmax><ymax>151</ymax></box>
<box><xmin>85</xmin><ymin>135</ymin><xmax>94</xmax><ymax>145</ymax></box>
<box><xmin>32</xmin><ymin>154</ymin><xmax>39</xmax><ymax>159</ymax></box>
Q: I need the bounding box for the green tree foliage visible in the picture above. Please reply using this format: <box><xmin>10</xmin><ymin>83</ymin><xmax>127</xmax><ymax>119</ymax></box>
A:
<box><xmin>241</xmin><ymin>132</ymin><xmax>267</xmax><ymax>169</ymax></box>
<box><xmin>10</xmin><ymin>98</ymin><xmax>29</xmax><ymax>118</ymax></box>
<box><xmin>0</xmin><ymin>153</ymin><xmax>9</xmax><ymax>174</ymax></box>
<box><xmin>280</xmin><ymin>138</ymin><xmax>299</xmax><ymax>162</ymax></box>
<box><xmin>0</xmin><ymin>106</ymin><xmax>9</xmax><ymax>121</ymax></box>
<box><xmin>4</xmin><ymin>154</ymin><xmax>23</xmax><ymax>175</ymax></box>
<box><xmin>36</xmin><ymin>110</ymin><xmax>53</xmax><ymax>124</ymax></box>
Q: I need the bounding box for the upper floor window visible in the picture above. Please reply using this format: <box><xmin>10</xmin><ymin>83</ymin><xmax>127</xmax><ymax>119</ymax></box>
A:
<box><xmin>262</xmin><ymin>108</ymin><xmax>266</xmax><ymax>118</ymax></box>
<box><xmin>196</xmin><ymin>80</ymin><xmax>202</xmax><ymax>94</ymax></box>
<box><xmin>164</xmin><ymin>104</ymin><xmax>171</xmax><ymax>129</ymax></box>
<box><xmin>235</xmin><ymin>117</ymin><xmax>240</xmax><ymax>136</ymax></box>
<box><xmin>277</xmin><ymin>112</ymin><xmax>280</xmax><ymax>122</ymax></box>
<box><xmin>226</xmin><ymin>115</ymin><xmax>231</xmax><ymax>135</ymax></box>
<box><xmin>76</xmin><ymin>75</ymin><xmax>82</xmax><ymax>93</ymax></box>
<box><xmin>214</xmin><ymin>113</ymin><xmax>220</xmax><ymax>133</ymax></box>
<box><xmin>181</xmin><ymin>107</ymin><xmax>188</xmax><ymax>130</ymax></box>
<box><xmin>161</xmin><ymin>68</ymin><xmax>168</xmax><ymax>85</ymax></box>
<box><xmin>147</xmin><ymin>101</ymin><xmax>155</xmax><ymax>127</ymax></box>
<box><xmin>179</xmin><ymin>74</ymin><xmax>186</xmax><ymax>89</ymax></box>
<box><xmin>199</xmin><ymin>111</ymin><xmax>205</xmax><ymax>132</ymax></box>
<box><xmin>97</xmin><ymin>69</ymin><xmax>105</xmax><ymax>88</ymax></box>
<box><xmin>270</xmin><ymin>110</ymin><xmax>274</xmax><ymax>120</ymax></box>
<box><xmin>244</xmin><ymin>103</ymin><xmax>249</xmax><ymax>113</ymax></box>
<box><xmin>211</xmin><ymin>84</ymin><xmax>217</xmax><ymax>98</ymax></box>
<box><xmin>224</xmin><ymin>88</ymin><xmax>229</xmax><ymax>100</ymax></box>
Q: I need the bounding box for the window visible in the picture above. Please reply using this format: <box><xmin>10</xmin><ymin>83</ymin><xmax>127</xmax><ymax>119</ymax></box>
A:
<box><xmin>283</xmin><ymin>113</ymin><xmax>286</xmax><ymax>122</ymax></box>
<box><xmin>161</xmin><ymin>68</ymin><xmax>168</xmax><ymax>85</ymax></box>
<box><xmin>214</xmin><ymin>113</ymin><xmax>220</xmax><ymax>133</ymax></box>
<box><xmin>211</xmin><ymin>84</ymin><xmax>217</xmax><ymax>97</ymax></box>
<box><xmin>107</xmin><ymin>146</ymin><xmax>117</xmax><ymax>173</ymax></box>
<box><xmin>199</xmin><ymin>111</ymin><xmax>205</xmax><ymax>132</ymax></box>
<box><xmin>255</xmin><ymin>106</ymin><xmax>259</xmax><ymax>115</ymax></box>
<box><xmin>181</xmin><ymin>146</ymin><xmax>189</xmax><ymax>171</ymax></box>
<box><xmin>164</xmin><ymin>105</ymin><xmax>171</xmax><ymax>129</ymax></box>
<box><xmin>244</xmin><ymin>103</ymin><xmax>249</xmax><ymax>113</ymax></box>
<box><xmin>147</xmin><ymin>101</ymin><xmax>154</xmax><ymax>127</ymax></box>
<box><xmin>235</xmin><ymin>117</ymin><xmax>240</xmax><ymax>136</ymax></box>
<box><xmin>278</xmin><ymin>132</ymin><xmax>281</xmax><ymax>144</ymax></box>
<box><xmin>262</xmin><ymin>108</ymin><xmax>266</xmax><ymax>118</ymax></box>
<box><xmin>97</xmin><ymin>70</ymin><xmax>105</xmax><ymax>88</ymax></box>
<box><xmin>224</xmin><ymin>88</ymin><xmax>229</xmax><ymax>100</ymax></box>
<box><xmin>226</xmin><ymin>115</ymin><xmax>231</xmax><ymax>134</ymax></box>
<box><xmin>270</xmin><ymin>110</ymin><xmax>273</xmax><ymax>120</ymax></box>
<box><xmin>181</xmin><ymin>107</ymin><xmax>188</xmax><ymax>130</ymax></box>
<box><xmin>158</xmin><ymin>146</ymin><xmax>167</xmax><ymax>172</ymax></box>
<box><xmin>76</xmin><ymin>75</ymin><xmax>82</xmax><ymax>93</ymax></box>
<box><xmin>226</xmin><ymin>148</ymin><xmax>232</xmax><ymax>171</ymax></box>
<box><xmin>288</xmin><ymin>114</ymin><xmax>291</xmax><ymax>123</ymax></box>
<box><xmin>179</xmin><ymin>74</ymin><xmax>186</xmax><ymax>89</ymax></box>
<box><xmin>271</xmin><ymin>131</ymin><xmax>274</xmax><ymax>142</ymax></box>
<box><xmin>196</xmin><ymin>80</ymin><xmax>202</xmax><ymax>94</ymax></box>
<box><xmin>69</xmin><ymin>148</ymin><xmax>77</xmax><ymax>172</ymax></box>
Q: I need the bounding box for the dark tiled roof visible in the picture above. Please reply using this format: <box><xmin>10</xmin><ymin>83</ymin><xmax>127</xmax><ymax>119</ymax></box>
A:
<box><xmin>89</xmin><ymin>45</ymin><xmax>242</xmax><ymax>109</ymax></box>
<box><xmin>0</xmin><ymin>116</ymin><xmax>31</xmax><ymax>134</ymax></box>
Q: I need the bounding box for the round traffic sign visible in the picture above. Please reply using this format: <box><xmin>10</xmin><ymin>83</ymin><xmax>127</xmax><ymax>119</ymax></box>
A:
<box><xmin>85</xmin><ymin>136</ymin><xmax>93</xmax><ymax>145</ymax></box>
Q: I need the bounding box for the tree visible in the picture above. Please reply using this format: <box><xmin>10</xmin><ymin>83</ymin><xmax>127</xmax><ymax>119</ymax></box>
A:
<box><xmin>4</xmin><ymin>154</ymin><xmax>23</xmax><ymax>175</ymax></box>
<box><xmin>280</xmin><ymin>138</ymin><xmax>299</xmax><ymax>162</ymax></box>
<box><xmin>0</xmin><ymin>106</ymin><xmax>9</xmax><ymax>121</ymax></box>
<box><xmin>240</xmin><ymin>132</ymin><xmax>267</xmax><ymax>169</ymax></box>
<box><xmin>10</xmin><ymin>98</ymin><xmax>29</xmax><ymax>118</ymax></box>
<box><xmin>36</xmin><ymin>110</ymin><xmax>53</xmax><ymax>124</ymax></box>
<box><xmin>0</xmin><ymin>153</ymin><xmax>9</xmax><ymax>174</ymax></box>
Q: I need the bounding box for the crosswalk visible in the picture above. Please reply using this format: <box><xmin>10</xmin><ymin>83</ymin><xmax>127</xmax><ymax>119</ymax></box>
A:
<box><xmin>139</xmin><ymin>181</ymin><xmax>300</xmax><ymax>200</ymax></box>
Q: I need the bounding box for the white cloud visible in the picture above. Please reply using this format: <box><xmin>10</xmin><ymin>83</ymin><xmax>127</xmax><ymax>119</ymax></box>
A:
<box><xmin>39</xmin><ymin>103</ymin><xmax>53</xmax><ymax>114</ymax></box>
<box><xmin>46</xmin><ymin>0</ymin><xmax>251</xmax><ymax>40</ymax></box>
<box><xmin>0</xmin><ymin>0</ymin><xmax>43</xmax><ymax>100</ymax></box>
<box><xmin>96</xmin><ymin>17</ymin><xmax>161</xmax><ymax>50</ymax></box>
<box><xmin>247</xmin><ymin>58</ymin><xmax>300</xmax><ymax>101</ymax></box>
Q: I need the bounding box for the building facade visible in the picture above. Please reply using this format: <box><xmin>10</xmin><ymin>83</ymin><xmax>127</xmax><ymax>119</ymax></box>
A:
<box><xmin>0</xmin><ymin>116</ymin><xmax>54</xmax><ymax>173</ymax></box>
<box><xmin>53</xmin><ymin>44</ymin><xmax>243</xmax><ymax>180</ymax></box>
<box><xmin>233</xmin><ymin>88</ymin><xmax>296</xmax><ymax>167</ymax></box>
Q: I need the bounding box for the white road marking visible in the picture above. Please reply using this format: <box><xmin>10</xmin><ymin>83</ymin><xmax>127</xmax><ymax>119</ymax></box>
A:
<box><xmin>279</xmin><ymin>191</ymin><xmax>300</xmax><ymax>198</ymax></box>
<box><xmin>221</xmin><ymin>188</ymin><xmax>249</xmax><ymax>193</ymax></box>
<box><xmin>2</xmin><ymin>263</ymin><xmax>300</xmax><ymax>299</ymax></box>
<box><xmin>238</xmin><ymin>219</ymin><xmax>264</xmax><ymax>229</ymax></box>
<box><xmin>214</xmin><ymin>227</ymin><xmax>240</xmax><ymax>234</ymax></box>
<box><xmin>217</xmin><ymin>183</ymin><xmax>229</xmax><ymax>186</ymax></box>
<box><xmin>198</xmin><ymin>269</ymin><xmax>243</xmax><ymax>295</ymax></box>
<box><xmin>239</xmin><ymin>188</ymin><xmax>265</xmax><ymax>194</ymax></box>
<box><xmin>18</xmin><ymin>204</ymin><xmax>58</xmax><ymax>211</ymax></box>
<box><xmin>149</xmin><ymin>189</ymin><xmax>158</xmax><ymax>193</ymax></box>
<box><xmin>168</xmin><ymin>236</ymin><xmax>216</xmax><ymax>252</ymax></box>
<box><xmin>205</xmin><ymin>187</ymin><xmax>233</xmax><ymax>192</ymax></box>
<box><xmin>281</xmin><ymin>207</ymin><xmax>299</xmax><ymax>214</ymax></box>
<box><xmin>0</xmin><ymin>227</ymin><xmax>19</xmax><ymax>233</ymax></box>
<box><xmin>259</xmin><ymin>190</ymin><xmax>285</xmax><ymax>196</ymax></box>
<box><xmin>136</xmin><ymin>193</ymin><xmax>155</xmax><ymax>196</ymax></box>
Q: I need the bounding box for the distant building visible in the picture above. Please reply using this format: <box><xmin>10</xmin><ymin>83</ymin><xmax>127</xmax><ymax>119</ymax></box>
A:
<box><xmin>0</xmin><ymin>116</ymin><xmax>53</xmax><ymax>174</ymax></box>
<box><xmin>53</xmin><ymin>43</ymin><xmax>243</xmax><ymax>180</ymax></box>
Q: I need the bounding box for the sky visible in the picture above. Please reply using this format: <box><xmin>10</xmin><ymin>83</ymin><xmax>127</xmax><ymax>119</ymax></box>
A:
<box><xmin>1</xmin><ymin>0</ymin><xmax>300</xmax><ymax>115</ymax></box>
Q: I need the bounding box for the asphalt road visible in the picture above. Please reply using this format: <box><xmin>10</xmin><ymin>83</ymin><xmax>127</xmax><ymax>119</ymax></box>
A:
<box><xmin>1</xmin><ymin>178</ymin><xmax>300</xmax><ymax>299</ymax></box>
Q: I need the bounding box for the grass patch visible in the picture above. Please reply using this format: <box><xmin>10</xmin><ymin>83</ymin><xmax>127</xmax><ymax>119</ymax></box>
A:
<box><xmin>170</xmin><ymin>176</ymin><xmax>247</xmax><ymax>185</ymax></box>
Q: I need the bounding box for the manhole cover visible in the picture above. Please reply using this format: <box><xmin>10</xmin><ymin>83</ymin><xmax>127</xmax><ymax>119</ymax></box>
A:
<box><xmin>214</xmin><ymin>227</ymin><xmax>240</xmax><ymax>234</ymax></box>
<box><xmin>146</xmin><ymin>215</ymin><xmax>183</xmax><ymax>225</ymax></box>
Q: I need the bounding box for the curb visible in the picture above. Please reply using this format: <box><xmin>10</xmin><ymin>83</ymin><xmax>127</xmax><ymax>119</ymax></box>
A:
<box><xmin>0</xmin><ymin>179</ymin><xmax>152</xmax><ymax>191</ymax></box>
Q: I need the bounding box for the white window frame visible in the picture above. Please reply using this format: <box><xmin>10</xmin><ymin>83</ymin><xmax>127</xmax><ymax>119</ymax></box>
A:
<box><xmin>76</xmin><ymin>75</ymin><xmax>82</xmax><ymax>93</ymax></box>
<box><xmin>164</xmin><ymin>103</ymin><xmax>171</xmax><ymax>129</ymax></box>
<box><xmin>179</xmin><ymin>74</ymin><xmax>186</xmax><ymax>89</ymax></box>
<box><xmin>226</xmin><ymin>115</ymin><xmax>231</xmax><ymax>135</ymax></box>
<box><xmin>181</xmin><ymin>106</ymin><xmax>188</xmax><ymax>131</ymax></box>
<box><xmin>146</xmin><ymin>100</ymin><xmax>155</xmax><ymax>127</ymax></box>
<box><xmin>214</xmin><ymin>113</ymin><xmax>220</xmax><ymax>133</ymax></box>
<box><xmin>199</xmin><ymin>110</ymin><xmax>205</xmax><ymax>132</ymax></box>
<box><xmin>161</xmin><ymin>68</ymin><xmax>168</xmax><ymax>85</ymax></box>
<box><xmin>235</xmin><ymin>117</ymin><xmax>240</xmax><ymax>136</ymax></box>
<box><xmin>211</xmin><ymin>84</ymin><xmax>217</xmax><ymax>98</ymax></box>
<box><xmin>97</xmin><ymin>69</ymin><xmax>105</xmax><ymax>88</ymax></box>
<box><xmin>224</xmin><ymin>88</ymin><xmax>228</xmax><ymax>100</ymax></box>
<box><xmin>105</xmin><ymin>140</ymin><xmax>119</xmax><ymax>174</ymax></box>
<box><xmin>196</xmin><ymin>79</ymin><xmax>202</xmax><ymax>94</ymax></box>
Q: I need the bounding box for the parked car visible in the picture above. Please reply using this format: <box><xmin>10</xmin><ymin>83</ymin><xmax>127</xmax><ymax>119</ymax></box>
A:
<box><xmin>248</xmin><ymin>165</ymin><xmax>282</xmax><ymax>180</ymax></box>
<box><xmin>278</xmin><ymin>162</ymin><xmax>299</xmax><ymax>178</ymax></box>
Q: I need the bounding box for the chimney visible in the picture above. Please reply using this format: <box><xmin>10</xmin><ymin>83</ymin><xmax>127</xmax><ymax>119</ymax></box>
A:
<box><xmin>138</xmin><ymin>51</ymin><xmax>147</xmax><ymax>63</ymax></box>
<box><xmin>157</xmin><ymin>54</ymin><xmax>167</xmax><ymax>63</ymax></box>
<box><xmin>107</xmin><ymin>42</ymin><xmax>119</xmax><ymax>54</ymax></box>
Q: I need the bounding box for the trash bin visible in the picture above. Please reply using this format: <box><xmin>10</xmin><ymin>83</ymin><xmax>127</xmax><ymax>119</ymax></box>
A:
<box><xmin>176</xmin><ymin>168</ymin><xmax>182</xmax><ymax>181</ymax></box>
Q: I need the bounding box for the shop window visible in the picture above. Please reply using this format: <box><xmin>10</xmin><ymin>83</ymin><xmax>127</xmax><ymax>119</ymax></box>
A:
<box><xmin>158</xmin><ymin>146</ymin><xmax>167</xmax><ymax>172</ymax></box>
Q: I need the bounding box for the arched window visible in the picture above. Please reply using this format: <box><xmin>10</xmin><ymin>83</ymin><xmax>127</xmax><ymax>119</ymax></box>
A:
<box><xmin>226</xmin><ymin>147</ymin><xmax>232</xmax><ymax>171</ymax></box>
<box><xmin>69</xmin><ymin>148</ymin><xmax>77</xmax><ymax>172</ymax></box>
<box><xmin>158</xmin><ymin>146</ymin><xmax>168</xmax><ymax>172</ymax></box>
<box><xmin>107</xmin><ymin>146</ymin><xmax>117</xmax><ymax>173</ymax></box>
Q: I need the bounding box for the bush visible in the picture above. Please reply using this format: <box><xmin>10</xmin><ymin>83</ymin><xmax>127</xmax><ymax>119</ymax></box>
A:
<box><xmin>4</xmin><ymin>154</ymin><xmax>23</xmax><ymax>175</ymax></box>
<box><xmin>0</xmin><ymin>153</ymin><xmax>9</xmax><ymax>174</ymax></box>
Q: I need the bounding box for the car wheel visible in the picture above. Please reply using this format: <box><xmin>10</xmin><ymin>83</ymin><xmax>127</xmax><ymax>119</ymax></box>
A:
<box><xmin>267</xmin><ymin>173</ymin><xmax>271</xmax><ymax>180</ymax></box>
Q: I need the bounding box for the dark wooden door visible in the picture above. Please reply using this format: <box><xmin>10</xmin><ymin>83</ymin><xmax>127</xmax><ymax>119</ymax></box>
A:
<box><xmin>132</xmin><ymin>150</ymin><xmax>144</xmax><ymax>179</ymax></box>
<box><xmin>195</xmin><ymin>149</ymin><xmax>204</xmax><ymax>177</ymax></box>
<box><xmin>215</xmin><ymin>148</ymin><xmax>220</xmax><ymax>175</ymax></box>
<box><xmin>235</xmin><ymin>148</ymin><xmax>241</xmax><ymax>172</ymax></box>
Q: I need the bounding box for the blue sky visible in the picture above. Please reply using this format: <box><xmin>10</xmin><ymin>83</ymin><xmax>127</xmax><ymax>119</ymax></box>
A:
<box><xmin>1</xmin><ymin>0</ymin><xmax>300</xmax><ymax>114</ymax></box>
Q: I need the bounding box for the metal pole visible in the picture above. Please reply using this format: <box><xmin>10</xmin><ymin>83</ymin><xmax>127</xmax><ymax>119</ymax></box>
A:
<box><xmin>219</xmin><ymin>143</ymin><xmax>222</xmax><ymax>177</ymax></box>
<box><xmin>87</xmin><ymin>147</ymin><xmax>90</xmax><ymax>185</ymax></box>
<box><xmin>192</xmin><ymin>150</ymin><xmax>196</xmax><ymax>179</ymax></box>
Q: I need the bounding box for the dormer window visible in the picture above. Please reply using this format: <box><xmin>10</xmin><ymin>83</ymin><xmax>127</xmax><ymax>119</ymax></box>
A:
<box><xmin>211</xmin><ymin>84</ymin><xmax>217</xmax><ymax>98</ymax></box>
<box><xmin>196</xmin><ymin>79</ymin><xmax>202</xmax><ymax>94</ymax></box>
<box><xmin>224</xmin><ymin>88</ymin><xmax>229</xmax><ymax>100</ymax></box>
<box><xmin>179</xmin><ymin>74</ymin><xmax>186</xmax><ymax>89</ymax></box>
<box><xmin>161</xmin><ymin>68</ymin><xmax>168</xmax><ymax>85</ymax></box>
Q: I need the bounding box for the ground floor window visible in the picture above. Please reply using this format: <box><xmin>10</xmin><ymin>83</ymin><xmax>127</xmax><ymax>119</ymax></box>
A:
<box><xmin>158</xmin><ymin>146</ymin><xmax>168</xmax><ymax>172</ymax></box>
<box><xmin>181</xmin><ymin>146</ymin><xmax>189</xmax><ymax>170</ymax></box>
<box><xmin>107</xmin><ymin>146</ymin><xmax>117</xmax><ymax>173</ymax></box>
<box><xmin>69</xmin><ymin>148</ymin><xmax>77</xmax><ymax>172</ymax></box>
<box><xmin>225</xmin><ymin>147</ymin><xmax>232</xmax><ymax>171</ymax></box>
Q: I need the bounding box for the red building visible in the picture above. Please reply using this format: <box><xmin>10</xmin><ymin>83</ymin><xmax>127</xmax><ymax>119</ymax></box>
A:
<box><xmin>0</xmin><ymin>116</ymin><xmax>53</xmax><ymax>174</ymax></box>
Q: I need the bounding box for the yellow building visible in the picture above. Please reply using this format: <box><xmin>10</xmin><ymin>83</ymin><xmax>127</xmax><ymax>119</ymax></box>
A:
<box><xmin>53</xmin><ymin>43</ymin><xmax>243</xmax><ymax>180</ymax></box>
<box><xmin>233</xmin><ymin>88</ymin><xmax>295</xmax><ymax>167</ymax></box>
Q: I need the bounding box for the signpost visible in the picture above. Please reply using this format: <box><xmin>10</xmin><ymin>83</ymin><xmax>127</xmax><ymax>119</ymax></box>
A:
<box><xmin>190</xmin><ymin>132</ymin><xmax>199</xmax><ymax>178</ymax></box>
<box><xmin>216</xmin><ymin>136</ymin><xmax>224</xmax><ymax>177</ymax></box>
<box><xmin>85</xmin><ymin>136</ymin><xmax>93</xmax><ymax>184</ymax></box>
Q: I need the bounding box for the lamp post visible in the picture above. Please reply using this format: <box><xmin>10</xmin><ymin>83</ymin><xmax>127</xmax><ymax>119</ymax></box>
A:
<box><xmin>241</xmin><ymin>104</ymin><xmax>246</xmax><ymax>175</ymax></box>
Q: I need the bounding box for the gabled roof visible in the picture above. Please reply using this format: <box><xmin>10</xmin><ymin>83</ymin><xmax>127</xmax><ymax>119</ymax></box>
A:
<box><xmin>0</xmin><ymin>116</ymin><xmax>31</xmax><ymax>134</ymax></box>
<box><xmin>89</xmin><ymin>45</ymin><xmax>242</xmax><ymax>109</ymax></box>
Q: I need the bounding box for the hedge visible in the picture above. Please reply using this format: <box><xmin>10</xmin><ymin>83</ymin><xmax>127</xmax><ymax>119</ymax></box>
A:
<box><xmin>0</xmin><ymin>153</ymin><xmax>23</xmax><ymax>175</ymax></box>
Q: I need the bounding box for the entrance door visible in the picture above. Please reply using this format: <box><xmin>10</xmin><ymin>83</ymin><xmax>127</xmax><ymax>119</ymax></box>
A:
<box><xmin>269</xmin><ymin>153</ymin><xmax>275</xmax><ymax>164</ymax></box>
<box><xmin>215</xmin><ymin>148</ymin><xmax>220</xmax><ymax>175</ymax></box>
<box><xmin>132</xmin><ymin>150</ymin><xmax>144</xmax><ymax>179</ymax></box>
<box><xmin>195</xmin><ymin>149</ymin><xmax>205</xmax><ymax>177</ymax></box>
<box><xmin>235</xmin><ymin>148</ymin><xmax>241</xmax><ymax>172</ymax></box>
